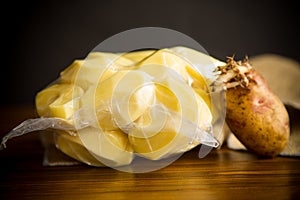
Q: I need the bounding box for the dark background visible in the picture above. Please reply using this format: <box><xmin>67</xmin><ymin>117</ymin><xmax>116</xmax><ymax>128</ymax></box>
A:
<box><xmin>2</xmin><ymin>0</ymin><xmax>299</xmax><ymax>105</ymax></box>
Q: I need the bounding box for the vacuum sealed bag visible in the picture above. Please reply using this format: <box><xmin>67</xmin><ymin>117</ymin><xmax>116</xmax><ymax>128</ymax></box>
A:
<box><xmin>1</xmin><ymin>46</ymin><xmax>226</xmax><ymax>172</ymax></box>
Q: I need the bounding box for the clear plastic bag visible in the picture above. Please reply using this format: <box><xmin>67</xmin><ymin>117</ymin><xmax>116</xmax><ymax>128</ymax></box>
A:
<box><xmin>1</xmin><ymin>46</ymin><xmax>225</xmax><ymax>173</ymax></box>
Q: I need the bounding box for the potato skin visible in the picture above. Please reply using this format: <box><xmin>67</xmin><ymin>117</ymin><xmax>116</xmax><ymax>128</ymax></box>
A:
<box><xmin>225</xmin><ymin>69</ymin><xmax>290</xmax><ymax>157</ymax></box>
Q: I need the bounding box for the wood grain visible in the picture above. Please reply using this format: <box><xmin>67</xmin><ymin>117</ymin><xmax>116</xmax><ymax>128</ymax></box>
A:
<box><xmin>0</xmin><ymin>105</ymin><xmax>299</xmax><ymax>200</ymax></box>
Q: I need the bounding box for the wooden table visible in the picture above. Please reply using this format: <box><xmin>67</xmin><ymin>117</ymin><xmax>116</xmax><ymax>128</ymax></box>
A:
<box><xmin>0</xmin><ymin>105</ymin><xmax>299</xmax><ymax>200</ymax></box>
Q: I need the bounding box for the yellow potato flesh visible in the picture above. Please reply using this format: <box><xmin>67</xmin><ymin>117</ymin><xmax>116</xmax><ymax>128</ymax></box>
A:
<box><xmin>155</xmin><ymin>84</ymin><xmax>180</xmax><ymax>112</ymax></box>
<box><xmin>60</xmin><ymin>52</ymin><xmax>135</xmax><ymax>89</ymax></box>
<box><xmin>92</xmin><ymin>70</ymin><xmax>155</xmax><ymax>130</ymax></box>
<box><xmin>54</xmin><ymin>130</ymin><xmax>105</xmax><ymax>167</ymax></box>
<box><xmin>36</xmin><ymin>47</ymin><xmax>215</xmax><ymax>165</ymax></box>
<box><xmin>122</xmin><ymin>50</ymin><xmax>156</xmax><ymax>63</ymax></box>
<box><xmin>77</xmin><ymin>127</ymin><xmax>133</xmax><ymax>167</ymax></box>
<box><xmin>36</xmin><ymin>84</ymin><xmax>84</xmax><ymax>119</ymax></box>
<box><xmin>128</xmin><ymin>83</ymin><xmax>212</xmax><ymax>160</ymax></box>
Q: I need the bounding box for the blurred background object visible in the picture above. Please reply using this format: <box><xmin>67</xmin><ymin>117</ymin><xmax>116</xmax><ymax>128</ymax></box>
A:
<box><xmin>2</xmin><ymin>0</ymin><xmax>299</xmax><ymax>105</ymax></box>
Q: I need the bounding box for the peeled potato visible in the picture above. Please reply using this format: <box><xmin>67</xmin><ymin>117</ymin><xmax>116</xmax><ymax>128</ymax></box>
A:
<box><xmin>122</xmin><ymin>50</ymin><xmax>156</xmax><ymax>63</ymax></box>
<box><xmin>60</xmin><ymin>52</ymin><xmax>134</xmax><ymax>89</ymax></box>
<box><xmin>136</xmin><ymin>49</ymin><xmax>192</xmax><ymax>83</ymax></box>
<box><xmin>77</xmin><ymin>127</ymin><xmax>133</xmax><ymax>167</ymax></box>
<box><xmin>128</xmin><ymin>115</ymin><xmax>181</xmax><ymax>160</ymax></box>
<box><xmin>36</xmin><ymin>84</ymin><xmax>84</xmax><ymax>119</ymax></box>
<box><xmin>93</xmin><ymin>70</ymin><xmax>155</xmax><ymax>130</ymax></box>
<box><xmin>128</xmin><ymin>79</ymin><xmax>212</xmax><ymax>160</ymax></box>
<box><xmin>54</xmin><ymin>130</ymin><xmax>105</xmax><ymax>167</ymax></box>
<box><xmin>33</xmin><ymin>46</ymin><xmax>216</xmax><ymax>167</ymax></box>
<box><xmin>55</xmin><ymin>128</ymin><xmax>134</xmax><ymax>167</ymax></box>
